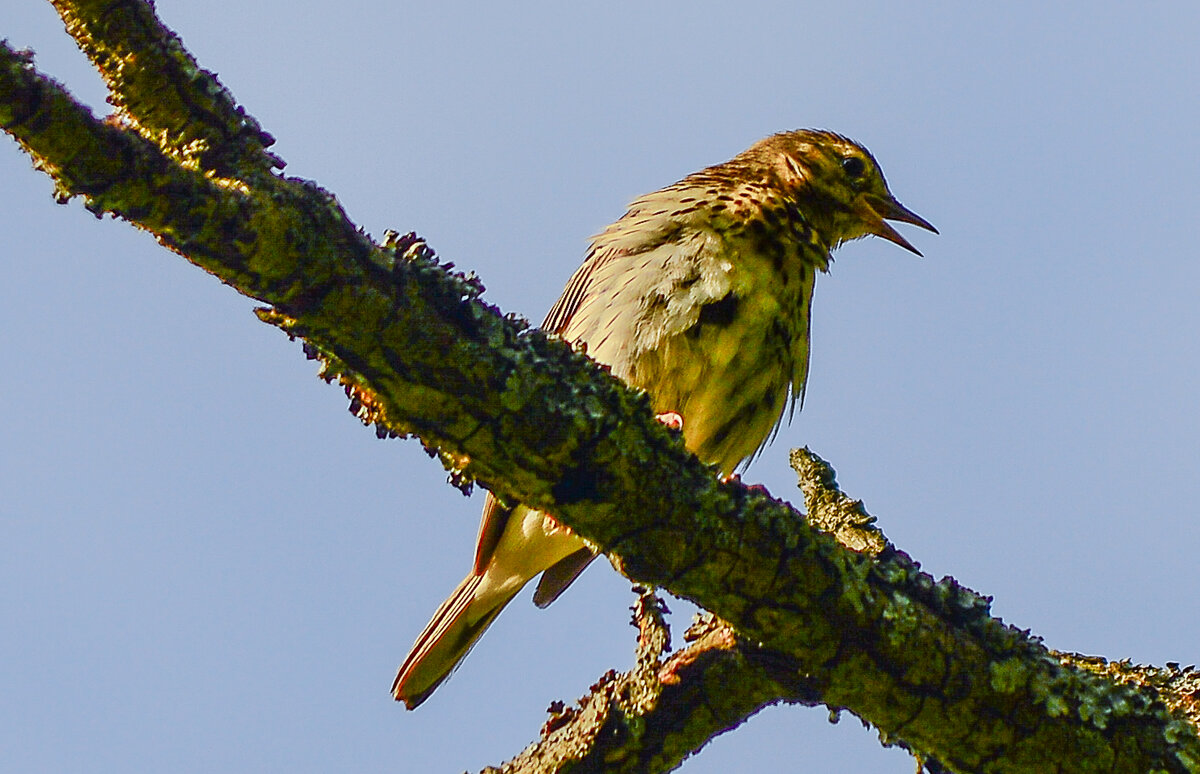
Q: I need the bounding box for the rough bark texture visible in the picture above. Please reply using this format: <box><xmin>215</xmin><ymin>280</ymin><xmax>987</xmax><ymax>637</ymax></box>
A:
<box><xmin>484</xmin><ymin>594</ymin><xmax>822</xmax><ymax>774</ymax></box>
<box><xmin>3</xmin><ymin>4</ymin><xmax>1198</xmax><ymax>772</ymax></box>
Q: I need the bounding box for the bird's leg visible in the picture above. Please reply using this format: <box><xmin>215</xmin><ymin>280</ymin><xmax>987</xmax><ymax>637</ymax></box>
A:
<box><xmin>652</xmin><ymin>412</ymin><xmax>745</xmax><ymax>486</ymax></box>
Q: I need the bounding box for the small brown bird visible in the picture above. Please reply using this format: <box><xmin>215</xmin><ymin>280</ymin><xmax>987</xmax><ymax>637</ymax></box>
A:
<box><xmin>393</xmin><ymin>129</ymin><xmax>935</xmax><ymax>707</ymax></box>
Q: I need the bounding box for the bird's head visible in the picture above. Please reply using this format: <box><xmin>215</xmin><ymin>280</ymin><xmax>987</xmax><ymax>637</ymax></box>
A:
<box><xmin>762</xmin><ymin>130</ymin><xmax>937</xmax><ymax>256</ymax></box>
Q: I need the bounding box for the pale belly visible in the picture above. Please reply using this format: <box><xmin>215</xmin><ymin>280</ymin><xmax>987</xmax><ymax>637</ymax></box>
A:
<box><xmin>631</xmin><ymin>309</ymin><xmax>793</xmax><ymax>474</ymax></box>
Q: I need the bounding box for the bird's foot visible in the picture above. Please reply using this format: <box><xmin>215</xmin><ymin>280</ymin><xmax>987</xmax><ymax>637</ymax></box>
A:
<box><xmin>655</xmin><ymin>411</ymin><xmax>684</xmax><ymax>431</ymax></box>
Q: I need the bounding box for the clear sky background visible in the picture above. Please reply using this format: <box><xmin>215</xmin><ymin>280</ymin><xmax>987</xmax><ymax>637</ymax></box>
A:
<box><xmin>3</xmin><ymin>2</ymin><xmax>1199</xmax><ymax>772</ymax></box>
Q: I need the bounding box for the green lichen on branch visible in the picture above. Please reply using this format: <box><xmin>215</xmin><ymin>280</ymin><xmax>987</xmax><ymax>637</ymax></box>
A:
<box><xmin>791</xmin><ymin>446</ymin><xmax>887</xmax><ymax>554</ymax></box>
<box><xmin>50</xmin><ymin>0</ymin><xmax>280</xmax><ymax>174</ymax></box>
<box><xmin>787</xmin><ymin>451</ymin><xmax>1200</xmax><ymax>773</ymax></box>
<box><xmin>489</xmin><ymin>455</ymin><xmax>1200</xmax><ymax>773</ymax></box>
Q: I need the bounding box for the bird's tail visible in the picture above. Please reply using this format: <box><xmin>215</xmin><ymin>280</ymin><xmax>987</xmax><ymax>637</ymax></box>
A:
<box><xmin>391</xmin><ymin>571</ymin><xmax>517</xmax><ymax>709</ymax></box>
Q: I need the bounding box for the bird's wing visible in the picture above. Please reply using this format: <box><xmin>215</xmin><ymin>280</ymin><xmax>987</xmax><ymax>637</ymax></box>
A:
<box><xmin>542</xmin><ymin>240</ymin><xmax>628</xmax><ymax>333</ymax></box>
<box><xmin>544</xmin><ymin>186</ymin><xmax>705</xmax><ymax>336</ymax></box>
<box><xmin>472</xmin><ymin>490</ymin><xmax>513</xmax><ymax>575</ymax></box>
<box><xmin>484</xmin><ymin>205</ymin><xmax>666</xmax><ymax>575</ymax></box>
<box><xmin>542</xmin><ymin>243</ymin><xmax>619</xmax><ymax>335</ymax></box>
<box><xmin>532</xmin><ymin>547</ymin><xmax>596</xmax><ymax>608</ymax></box>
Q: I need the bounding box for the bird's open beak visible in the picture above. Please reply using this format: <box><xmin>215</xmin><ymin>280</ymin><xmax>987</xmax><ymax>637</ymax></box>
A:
<box><xmin>858</xmin><ymin>194</ymin><xmax>938</xmax><ymax>257</ymax></box>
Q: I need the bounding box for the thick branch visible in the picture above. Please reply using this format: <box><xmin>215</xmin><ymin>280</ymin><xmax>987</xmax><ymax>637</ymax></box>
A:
<box><xmin>488</xmin><ymin>452</ymin><xmax>1200</xmax><ymax>773</ymax></box>
<box><xmin>487</xmin><ymin>594</ymin><xmax>825</xmax><ymax>774</ymax></box>
<box><xmin>487</xmin><ymin>457</ymin><xmax>897</xmax><ymax>774</ymax></box>
<box><xmin>2</xmin><ymin>20</ymin><xmax>1197</xmax><ymax>774</ymax></box>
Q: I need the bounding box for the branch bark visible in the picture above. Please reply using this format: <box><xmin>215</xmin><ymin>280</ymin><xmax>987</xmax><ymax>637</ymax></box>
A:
<box><xmin>3</xmin><ymin>4</ymin><xmax>1197</xmax><ymax>772</ymax></box>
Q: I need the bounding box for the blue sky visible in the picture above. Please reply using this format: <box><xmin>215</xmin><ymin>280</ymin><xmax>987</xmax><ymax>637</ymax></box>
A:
<box><xmin>3</xmin><ymin>2</ymin><xmax>1199</xmax><ymax>771</ymax></box>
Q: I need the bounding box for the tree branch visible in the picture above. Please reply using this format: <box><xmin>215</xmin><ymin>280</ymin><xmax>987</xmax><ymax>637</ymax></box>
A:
<box><xmin>484</xmin><ymin>454</ymin><xmax>890</xmax><ymax>774</ymax></box>
<box><xmin>487</xmin><ymin>451</ymin><xmax>1200</xmax><ymax>773</ymax></box>
<box><xmin>3</xmin><ymin>7</ymin><xmax>1197</xmax><ymax>771</ymax></box>
<box><xmin>484</xmin><ymin>593</ymin><xmax>825</xmax><ymax>774</ymax></box>
<box><xmin>49</xmin><ymin>0</ymin><xmax>281</xmax><ymax>174</ymax></box>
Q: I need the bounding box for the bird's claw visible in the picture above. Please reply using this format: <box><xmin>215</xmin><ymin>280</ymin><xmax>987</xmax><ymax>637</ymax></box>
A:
<box><xmin>655</xmin><ymin>411</ymin><xmax>684</xmax><ymax>431</ymax></box>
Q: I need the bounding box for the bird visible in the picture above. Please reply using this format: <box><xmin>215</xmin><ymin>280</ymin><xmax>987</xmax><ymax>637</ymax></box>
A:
<box><xmin>392</xmin><ymin>129</ymin><xmax>936</xmax><ymax>708</ymax></box>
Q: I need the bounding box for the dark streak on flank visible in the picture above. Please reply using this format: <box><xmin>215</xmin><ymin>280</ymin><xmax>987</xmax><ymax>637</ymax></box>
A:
<box><xmin>696</xmin><ymin>292</ymin><xmax>739</xmax><ymax>328</ymax></box>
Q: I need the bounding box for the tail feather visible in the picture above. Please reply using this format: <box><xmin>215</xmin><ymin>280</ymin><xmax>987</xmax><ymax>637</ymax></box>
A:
<box><xmin>532</xmin><ymin>547</ymin><xmax>596</xmax><ymax>608</ymax></box>
<box><xmin>392</xmin><ymin>572</ymin><xmax>518</xmax><ymax>709</ymax></box>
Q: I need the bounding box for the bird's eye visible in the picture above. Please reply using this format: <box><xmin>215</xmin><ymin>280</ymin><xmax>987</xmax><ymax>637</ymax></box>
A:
<box><xmin>841</xmin><ymin>156</ymin><xmax>866</xmax><ymax>178</ymax></box>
